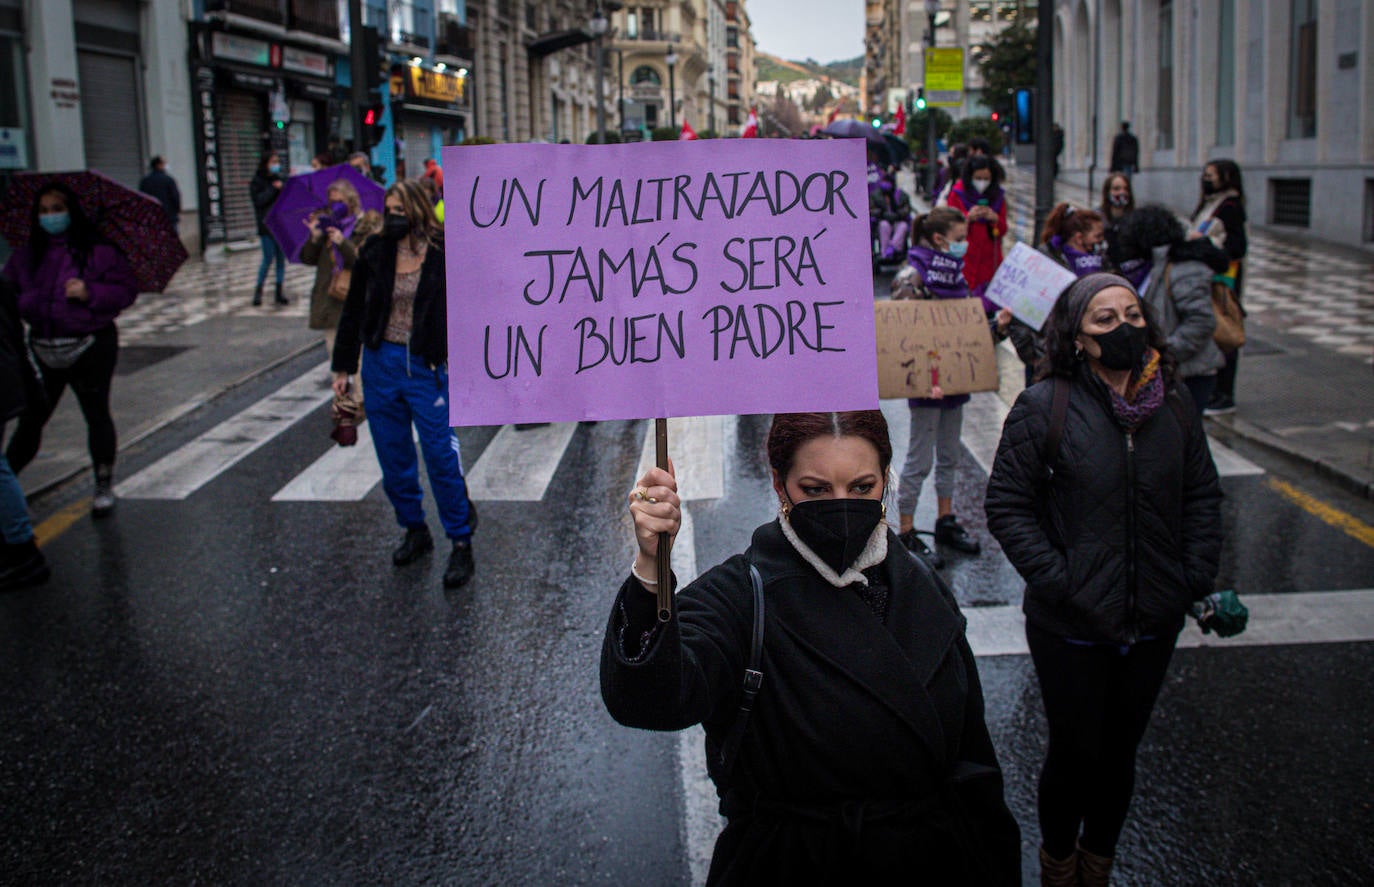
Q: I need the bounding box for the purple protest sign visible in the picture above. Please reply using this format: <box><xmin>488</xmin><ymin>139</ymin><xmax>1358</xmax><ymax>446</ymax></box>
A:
<box><xmin>442</xmin><ymin>139</ymin><xmax>878</xmax><ymax>425</ymax></box>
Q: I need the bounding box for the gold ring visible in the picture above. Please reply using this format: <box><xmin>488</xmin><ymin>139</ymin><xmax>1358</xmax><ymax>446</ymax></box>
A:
<box><xmin>633</xmin><ymin>487</ymin><xmax>649</xmax><ymax>502</ymax></box>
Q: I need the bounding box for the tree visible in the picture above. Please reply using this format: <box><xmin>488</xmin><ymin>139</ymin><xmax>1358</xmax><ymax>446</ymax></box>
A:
<box><xmin>977</xmin><ymin>23</ymin><xmax>1036</xmax><ymax>117</ymax></box>
<box><xmin>809</xmin><ymin>82</ymin><xmax>835</xmax><ymax>113</ymax></box>
<box><xmin>948</xmin><ymin>117</ymin><xmax>1005</xmax><ymax>154</ymax></box>
<box><xmin>764</xmin><ymin>92</ymin><xmax>804</xmax><ymax>136</ymax></box>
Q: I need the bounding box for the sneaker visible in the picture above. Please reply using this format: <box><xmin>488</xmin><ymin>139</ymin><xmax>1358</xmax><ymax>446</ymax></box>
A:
<box><xmin>0</xmin><ymin>541</ymin><xmax>51</xmax><ymax>593</ymax></box>
<box><xmin>92</xmin><ymin>473</ymin><xmax>116</xmax><ymax>519</ymax></box>
<box><xmin>1205</xmin><ymin>394</ymin><xmax>1236</xmax><ymax>415</ymax></box>
<box><xmin>934</xmin><ymin>514</ymin><xmax>981</xmax><ymax>555</ymax></box>
<box><xmin>443</xmin><ymin>539</ymin><xmax>475</xmax><ymax>589</ymax></box>
<box><xmin>898</xmin><ymin>529</ymin><xmax>945</xmax><ymax>569</ymax></box>
<box><xmin>392</xmin><ymin>525</ymin><xmax>434</xmax><ymax>566</ymax></box>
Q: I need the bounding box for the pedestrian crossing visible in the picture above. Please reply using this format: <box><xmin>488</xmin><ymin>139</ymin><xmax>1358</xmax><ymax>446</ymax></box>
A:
<box><xmin>115</xmin><ymin>363</ymin><xmax>1264</xmax><ymax>508</ymax></box>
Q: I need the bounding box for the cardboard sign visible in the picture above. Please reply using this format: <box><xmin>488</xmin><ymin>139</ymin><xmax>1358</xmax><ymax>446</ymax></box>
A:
<box><xmin>982</xmin><ymin>242</ymin><xmax>1077</xmax><ymax>331</ymax></box>
<box><xmin>874</xmin><ymin>298</ymin><xmax>999</xmax><ymax>398</ymax></box>
<box><xmin>443</xmin><ymin>140</ymin><xmax>879</xmax><ymax>425</ymax></box>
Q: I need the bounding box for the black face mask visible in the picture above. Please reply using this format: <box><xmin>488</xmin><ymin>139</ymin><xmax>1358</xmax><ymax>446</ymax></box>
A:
<box><xmin>383</xmin><ymin>214</ymin><xmax>412</xmax><ymax>241</ymax></box>
<box><xmin>1088</xmin><ymin>322</ymin><xmax>1148</xmax><ymax>371</ymax></box>
<box><xmin>786</xmin><ymin>496</ymin><xmax>884</xmax><ymax>575</ymax></box>
<box><xmin>1201</xmin><ymin>177</ymin><xmax>1220</xmax><ymax>195</ymax></box>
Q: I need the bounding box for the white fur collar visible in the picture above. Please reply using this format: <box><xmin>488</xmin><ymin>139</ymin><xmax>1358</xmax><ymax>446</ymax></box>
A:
<box><xmin>778</xmin><ymin>514</ymin><xmax>889</xmax><ymax>588</ymax></box>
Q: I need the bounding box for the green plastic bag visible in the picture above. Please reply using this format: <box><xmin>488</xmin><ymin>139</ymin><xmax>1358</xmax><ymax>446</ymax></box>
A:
<box><xmin>1192</xmin><ymin>590</ymin><xmax>1248</xmax><ymax>638</ymax></box>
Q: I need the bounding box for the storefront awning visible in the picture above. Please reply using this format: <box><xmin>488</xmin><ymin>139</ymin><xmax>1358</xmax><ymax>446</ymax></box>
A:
<box><xmin>526</xmin><ymin>29</ymin><xmax>595</xmax><ymax>58</ymax></box>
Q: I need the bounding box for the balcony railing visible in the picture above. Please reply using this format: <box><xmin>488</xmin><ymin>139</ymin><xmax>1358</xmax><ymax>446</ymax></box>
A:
<box><xmin>436</xmin><ymin>14</ymin><xmax>473</xmax><ymax>59</ymax></box>
<box><xmin>205</xmin><ymin>0</ymin><xmax>287</xmax><ymax>27</ymax></box>
<box><xmin>289</xmin><ymin>0</ymin><xmax>340</xmax><ymax>39</ymax></box>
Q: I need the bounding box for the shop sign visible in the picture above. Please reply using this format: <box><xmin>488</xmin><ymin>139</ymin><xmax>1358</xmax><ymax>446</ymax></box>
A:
<box><xmin>282</xmin><ymin>46</ymin><xmax>332</xmax><ymax>78</ymax></box>
<box><xmin>212</xmin><ymin>32</ymin><xmax>272</xmax><ymax>67</ymax></box>
<box><xmin>0</xmin><ymin>128</ymin><xmax>27</xmax><ymax>169</ymax></box>
<box><xmin>50</xmin><ymin>78</ymin><xmax>80</xmax><ymax>109</ymax></box>
<box><xmin>408</xmin><ymin>67</ymin><xmax>465</xmax><ymax>105</ymax></box>
<box><xmin>191</xmin><ymin>66</ymin><xmax>226</xmax><ymax>243</ymax></box>
<box><xmin>230</xmin><ymin>70</ymin><xmax>279</xmax><ymax>91</ymax></box>
<box><xmin>631</xmin><ymin>84</ymin><xmax>661</xmax><ymax>100</ymax></box>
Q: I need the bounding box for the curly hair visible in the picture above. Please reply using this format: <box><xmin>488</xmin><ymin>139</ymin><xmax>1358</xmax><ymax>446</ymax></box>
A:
<box><xmin>767</xmin><ymin>411</ymin><xmax>893</xmax><ymax>481</ymax></box>
<box><xmin>1107</xmin><ymin>203</ymin><xmax>1184</xmax><ymax>266</ymax></box>
<box><xmin>1037</xmin><ymin>273</ymin><xmax>1174</xmax><ymax>383</ymax></box>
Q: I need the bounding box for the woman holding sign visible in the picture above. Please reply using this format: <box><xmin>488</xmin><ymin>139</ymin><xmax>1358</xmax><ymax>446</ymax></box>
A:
<box><xmin>890</xmin><ymin>208</ymin><xmax>1007</xmax><ymax>568</ymax></box>
<box><xmin>331</xmin><ymin>180</ymin><xmax>477</xmax><ymax>589</ymax></box>
<box><xmin>602</xmin><ymin>410</ymin><xmax>1021</xmax><ymax>885</ymax></box>
<box><xmin>985</xmin><ymin>273</ymin><xmax>1222</xmax><ymax>887</ymax></box>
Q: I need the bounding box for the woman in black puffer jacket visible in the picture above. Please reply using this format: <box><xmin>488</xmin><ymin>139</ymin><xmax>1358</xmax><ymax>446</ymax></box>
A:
<box><xmin>984</xmin><ymin>273</ymin><xmax>1222</xmax><ymax>887</ymax></box>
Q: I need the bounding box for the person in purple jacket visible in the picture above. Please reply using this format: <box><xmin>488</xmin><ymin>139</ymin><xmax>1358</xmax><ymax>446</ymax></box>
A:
<box><xmin>2</xmin><ymin>182</ymin><xmax>139</xmax><ymax>517</ymax></box>
<box><xmin>890</xmin><ymin>207</ymin><xmax>1010</xmax><ymax>569</ymax></box>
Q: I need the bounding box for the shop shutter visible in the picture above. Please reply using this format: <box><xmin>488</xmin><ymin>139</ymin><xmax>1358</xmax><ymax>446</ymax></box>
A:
<box><xmin>403</xmin><ymin>119</ymin><xmax>431</xmax><ymax>182</ymax></box>
<box><xmin>78</xmin><ymin>50</ymin><xmax>144</xmax><ymax>189</ymax></box>
<box><xmin>220</xmin><ymin>90</ymin><xmax>266</xmax><ymax>243</ymax></box>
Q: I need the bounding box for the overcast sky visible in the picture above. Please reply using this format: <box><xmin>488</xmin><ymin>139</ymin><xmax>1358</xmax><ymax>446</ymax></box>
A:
<box><xmin>747</xmin><ymin>0</ymin><xmax>865</xmax><ymax>63</ymax></box>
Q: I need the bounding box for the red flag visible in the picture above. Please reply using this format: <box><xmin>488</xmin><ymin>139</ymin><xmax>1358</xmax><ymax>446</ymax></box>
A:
<box><xmin>894</xmin><ymin>104</ymin><xmax>906</xmax><ymax>135</ymax></box>
<box><xmin>680</xmin><ymin>119</ymin><xmax>699</xmax><ymax>140</ymax></box>
<box><xmin>741</xmin><ymin>107</ymin><xmax>759</xmax><ymax>139</ymax></box>
<box><xmin>826</xmin><ymin>106</ymin><xmax>840</xmax><ymax>124</ymax></box>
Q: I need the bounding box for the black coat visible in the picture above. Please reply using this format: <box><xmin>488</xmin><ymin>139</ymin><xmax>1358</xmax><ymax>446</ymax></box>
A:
<box><xmin>985</xmin><ymin>367</ymin><xmax>1223</xmax><ymax>644</ymax></box>
<box><xmin>0</xmin><ymin>278</ymin><xmax>43</xmax><ymax>425</ymax></box>
<box><xmin>1110</xmin><ymin>132</ymin><xmax>1139</xmax><ymax>170</ymax></box>
<box><xmin>249</xmin><ymin>170</ymin><xmax>282</xmax><ymax>236</ymax></box>
<box><xmin>331</xmin><ymin>234</ymin><xmax>449</xmax><ymax>374</ymax></box>
<box><xmin>138</xmin><ymin>169</ymin><xmax>182</xmax><ymax>222</ymax></box>
<box><xmin>601</xmin><ymin>521</ymin><xmax>1021</xmax><ymax>885</ymax></box>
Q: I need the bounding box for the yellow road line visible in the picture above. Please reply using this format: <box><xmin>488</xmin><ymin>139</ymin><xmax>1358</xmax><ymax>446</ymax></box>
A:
<box><xmin>33</xmin><ymin>498</ymin><xmax>90</xmax><ymax>548</ymax></box>
<box><xmin>1267</xmin><ymin>478</ymin><xmax>1374</xmax><ymax>549</ymax></box>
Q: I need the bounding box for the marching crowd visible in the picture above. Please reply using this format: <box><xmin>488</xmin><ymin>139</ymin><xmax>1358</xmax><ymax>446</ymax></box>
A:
<box><xmin>4</xmin><ymin>130</ymin><xmax>1255</xmax><ymax>885</ymax></box>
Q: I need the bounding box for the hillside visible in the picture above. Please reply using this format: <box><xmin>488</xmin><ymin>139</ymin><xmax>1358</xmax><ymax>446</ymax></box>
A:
<box><xmin>756</xmin><ymin>52</ymin><xmax>862</xmax><ymax>88</ymax></box>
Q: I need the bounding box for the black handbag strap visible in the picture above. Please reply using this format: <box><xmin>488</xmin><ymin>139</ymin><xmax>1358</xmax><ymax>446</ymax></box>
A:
<box><xmin>718</xmin><ymin>562</ymin><xmax>765</xmax><ymax>783</ymax></box>
<box><xmin>1042</xmin><ymin>376</ymin><xmax>1071</xmax><ymax>474</ymax></box>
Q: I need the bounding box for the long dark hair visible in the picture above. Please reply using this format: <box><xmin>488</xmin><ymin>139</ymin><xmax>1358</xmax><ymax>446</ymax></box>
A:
<box><xmin>1192</xmin><ymin>159</ymin><xmax>1245</xmax><ymax>217</ymax></box>
<box><xmin>1037</xmin><ymin>273</ymin><xmax>1173</xmax><ymax>383</ymax></box>
<box><xmin>959</xmin><ymin>155</ymin><xmax>1003</xmax><ymax>198</ymax></box>
<box><xmin>767</xmin><ymin>411</ymin><xmax>893</xmax><ymax>480</ymax></box>
<box><xmin>28</xmin><ymin>183</ymin><xmax>102</xmax><ymax>274</ymax></box>
<box><xmin>257</xmin><ymin>152</ymin><xmax>281</xmax><ymax>176</ymax></box>
<box><xmin>1099</xmin><ymin>173</ymin><xmax>1134</xmax><ymax>217</ymax></box>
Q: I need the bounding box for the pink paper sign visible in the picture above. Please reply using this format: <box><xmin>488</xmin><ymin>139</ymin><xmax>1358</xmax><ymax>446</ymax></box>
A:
<box><xmin>442</xmin><ymin>139</ymin><xmax>879</xmax><ymax>425</ymax></box>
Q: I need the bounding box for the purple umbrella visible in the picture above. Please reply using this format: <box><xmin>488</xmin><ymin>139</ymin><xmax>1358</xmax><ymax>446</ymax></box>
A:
<box><xmin>263</xmin><ymin>163</ymin><xmax>385</xmax><ymax>264</ymax></box>
<box><xmin>822</xmin><ymin>118</ymin><xmax>888</xmax><ymax>148</ymax></box>
<box><xmin>0</xmin><ymin>169</ymin><xmax>188</xmax><ymax>293</ymax></box>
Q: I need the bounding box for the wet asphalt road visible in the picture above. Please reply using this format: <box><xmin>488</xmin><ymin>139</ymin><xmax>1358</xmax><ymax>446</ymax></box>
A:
<box><xmin>4</xmin><ymin>277</ymin><xmax>1374</xmax><ymax>884</ymax></box>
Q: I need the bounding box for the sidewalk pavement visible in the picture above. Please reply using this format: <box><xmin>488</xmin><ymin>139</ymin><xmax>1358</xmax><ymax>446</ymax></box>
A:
<box><xmin>902</xmin><ymin>162</ymin><xmax>1374</xmax><ymax>500</ymax></box>
<box><xmin>20</xmin><ymin>166</ymin><xmax>1374</xmax><ymax>506</ymax></box>
<box><xmin>18</xmin><ymin>248</ymin><xmax>322</xmax><ymax>500</ymax></box>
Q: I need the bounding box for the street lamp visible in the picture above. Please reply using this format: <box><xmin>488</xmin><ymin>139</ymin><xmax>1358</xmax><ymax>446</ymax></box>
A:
<box><xmin>589</xmin><ymin>6</ymin><xmax>609</xmax><ymax>142</ymax></box>
<box><xmin>665</xmin><ymin>46</ymin><xmax>678</xmax><ymax>128</ymax></box>
<box><xmin>708</xmin><ymin>69</ymin><xmax>716</xmax><ymax>134</ymax></box>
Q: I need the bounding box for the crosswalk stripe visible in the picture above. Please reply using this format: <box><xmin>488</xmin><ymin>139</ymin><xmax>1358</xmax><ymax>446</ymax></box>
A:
<box><xmin>116</xmin><ymin>363</ymin><xmax>332</xmax><ymax>500</ymax></box>
<box><xmin>634</xmin><ymin>415</ymin><xmax>729</xmax><ymax>502</ymax></box>
<box><xmin>271</xmin><ymin>423</ymin><xmax>383</xmax><ymax>502</ymax></box>
<box><xmin>464</xmin><ymin>422</ymin><xmax>579</xmax><ymax>501</ymax></box>
<box><xmin>963</xmin><ymin>588</ymin><xmax>1374</xmax><ymax>657</ymax></box>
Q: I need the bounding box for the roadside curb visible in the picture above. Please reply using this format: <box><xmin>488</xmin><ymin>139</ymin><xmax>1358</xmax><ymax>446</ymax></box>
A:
<box><xmin>1205</xmin><ymin>414</ymin><xmax>1374</xmax><ymax>502</ymax></box>
<box><xmin>28</xmin><ymin>337</ymin><xmax>325</xmax><ymax>504</ymax></box>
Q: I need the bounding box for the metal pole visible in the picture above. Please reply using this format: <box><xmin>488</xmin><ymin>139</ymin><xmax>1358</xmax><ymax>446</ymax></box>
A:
<box><xmin>1088</xmin><ymin>0</ymin><xmax>1100</xmax><ymax>204</ymax></box>
<box><xmin>617</xmin><ymin>50</ymin><xmax>625</xmax><ymax>133</ymax></box>
<box><xmin>595</xmin><ymin>36</ymin><xmax>607</xmax><ymax>142</ymax></box>
<box><xmin>347</xmin><ymin>0</ymin><xmax>368</xmax><ymax>154</ymax></box>
<box><xmin>668</xmin><ymin>59</ymin><xmax>676</xmax><ymax>128</ymax></box>
<box><xmin>709</xmin><ymin>74</ymin><xmax>716</xmax><ymax>133</ymax></box>
<box><xmin>926</xmin><ymin>12</ymin><xmax>937</xmax><ymax>196</ymax></box>
<box><xmin>1034</xmin><ymin>0</ymin><xmax>1055</xmax><ymax>236</ymax></box>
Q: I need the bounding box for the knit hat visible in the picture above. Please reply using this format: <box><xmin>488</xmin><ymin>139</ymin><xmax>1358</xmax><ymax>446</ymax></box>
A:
<box><xmin>1058</xmin><ymin>272</ymin><xmax>1138</xmax><ymax>332</ymax></box>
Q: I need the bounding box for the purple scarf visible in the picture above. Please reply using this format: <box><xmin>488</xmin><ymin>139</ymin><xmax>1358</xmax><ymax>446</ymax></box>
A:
<box><xmin>904</xmin><ymin>245</ymin><xmax>969</xmax><ymax>300</ymax></box>
<box><xmin>329</xmin><ymin>202</ymin><xmax>358</xmax><ymax>271</ymax></box>
<box><xmin>1051</xmin><ymin>236</ymin><xmax>1103</xmax><ymax>277</ymax></box>
<box><xmin>1103</xmin><ymin>352</ymin><xmax>1166</xmax><ymax>431</ymax></box>
<box><xmin>1117</xmin><ymin>256</ymin><xmax>1150</xmax><ymax>290</ymax></box>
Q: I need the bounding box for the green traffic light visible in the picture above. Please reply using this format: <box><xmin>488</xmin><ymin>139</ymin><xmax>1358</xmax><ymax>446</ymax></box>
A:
<box><xmin>916</xmin><ymin>99</ymin><xmax>927</xmax><ymax>110</ymax></box>
<box><xmin>872</xmin><ymin>118</ymin><xmax>881</xmax><ymax>128</ymax></box>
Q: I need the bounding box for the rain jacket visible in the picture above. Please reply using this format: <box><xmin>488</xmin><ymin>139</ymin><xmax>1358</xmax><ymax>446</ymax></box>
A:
<box><xmin>601</xmin><ymin>521</ymin><xmax>1022</xmax><ymax>885</ymax></box>
<box><xmin>946</xmin><ymin>181</ymin><xmax>1006</xmax><ymax>311</ymax></box>
<box><xmin>2</xmin><ymin>238</ymin><xmax>138</xmax><ymax>338</ymax></box>
<box><xmin>1140</xmin><ymin>240</ymin><xmax>1229</xmax><ymax>379</ymax></box>
<box><xmin>331</xmin><ymin>233</ymin><xmax>448</xmax><ymax>374</ymax></box>
<box><xmin>985</xmin><ymin>366</ymin><xmax>1223</xmax><ymax>645</ymax></box>
<box><xmin>301</xmin><ymin>222</ymin><xmax>370</xmax><ymax>332</ymax></box>
<box><xmin>250</xmin><ymin>170</ymin><xmax>283</xmax><ymax>237</ymax></box>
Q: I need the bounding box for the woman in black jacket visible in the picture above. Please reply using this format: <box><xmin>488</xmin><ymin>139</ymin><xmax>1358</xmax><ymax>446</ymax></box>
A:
<box><xmin>331</xmin><ymin>180</ymin><xmax>476</xmax><ymax>590</ymax></box>
<box><xmin>603</xmin><ymin>410</ymin><xmax>1021</xmax><ymax>885</ymax></box>
<box><xmin>249</xmin><ymin>152</ymin><xmax>289</xmax><ymax>307</ymax></box>
<box><xmin>985</xmin><ymin>273</ymin><xmax>1222</xmax><ymax>887</ymax></box>
<box><xmin>1189</xmin><ymin>159</ymin><xmax>1248</xmax><ymax>413</ymax></box>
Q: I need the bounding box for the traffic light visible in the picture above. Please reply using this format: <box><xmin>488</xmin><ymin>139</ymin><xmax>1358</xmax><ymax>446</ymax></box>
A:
<box><xmin>360</xmin><ymin>26</ymin><xmax>383</xmax><ymax>92</ymax></box>
<box><xmin>361</xmin><ymin>97</ymin><xmax>386</xmax><ymax>149</ymax></box>
<box><xmin>915</xmin><ymin>88</ymin><xmax>927</xmax><ymax>111</ymax></box>
<box><xmin>991</xmin><ymin>111</ymin><xmax>1000</xmax><ymax>122</ymax></box>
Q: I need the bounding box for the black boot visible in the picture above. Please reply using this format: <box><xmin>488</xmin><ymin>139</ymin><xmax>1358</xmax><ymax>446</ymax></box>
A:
<box><xmin>252</xmin><ymin>285</ymin><xmax>263</xmax><ymax>307</ymax></box>
<box><xmin>443</xmin><ymin>539</ymin><xmax>474</xmax><ymax>589</ymax></box>
<box><xmin>0</xmin><ymin>540</ymin><xmax>51</xmax><ymax>592</ymax></box>
<box><xmin>934</xmin><ymin>514</ymin><xmax>981</xmax><ymax>555</ymax></box>
<box><xmin>273</xmin><ymin>280</ymin><xmax>288</xmax><ymax>305</ymax></box>
<box><xmin>392</xmin><ymin>525</ymin><xmax>433</xmax><ymax>566</ymax></box>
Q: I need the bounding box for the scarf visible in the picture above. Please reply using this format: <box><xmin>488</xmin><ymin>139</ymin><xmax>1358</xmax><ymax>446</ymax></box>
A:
<box><xmin>904</xmin><ymin>244</ymin><xmax>969</xmax><ymax>300</ymax></box>
<box><xmin>778</xmin><ymin>513</ymin><xmax>889</xmax><ymax>589</ymax></box>
<box><xmin>1051</xmin><ymin>236</ymin><xmax>1103</xmax><ymax>277</ymax></box>
<box><xmin>1189</xmin><ymin>189</ymin><xmax>1240</xmax><ymax>237</ymax></box>
<box><xmin>1117</xmin><ymin>256</ymin><xmax>1151</xmax><ymax>290</ymax></box>
<box><xmin>330</xmin><ymin>206</ymin><xmax>359</xmax><ymax>271</ymax></box>
<box><xmin>1105</xmin><ymin>348</ymin><xmax>1166</xmax><ymax>431</ymax></box>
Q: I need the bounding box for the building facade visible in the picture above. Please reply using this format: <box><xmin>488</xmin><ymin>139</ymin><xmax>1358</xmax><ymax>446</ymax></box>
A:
<box><xmin>897</xmin><ymin>0</ymin><xmax>1037</xmax><ymax>117</ymax></box>
<box><xmin>1052</xmin><ymin>0</ymin><xmax>1374</xmax><ymax>250</ymax></box>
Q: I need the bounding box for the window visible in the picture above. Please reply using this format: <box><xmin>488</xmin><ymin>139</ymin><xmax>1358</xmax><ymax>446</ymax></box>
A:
<box><xmin>641</xmin><ymin>9</ymin><xmax>656</xmax><ymax>40</ymax></box>
<box><xmin>525</xmin><ymin>2</ymin><xmax>536</xmax><ymax>30</ymax></box>
<box><xmin>1288</xmin><ymin>0</ymin><xmax>1317</xmax><ymax>138</ymax></box>
<box><xmin>726</xmin><ymin>27</ymin><xmax>738</xmax><ymax>48</ymax></box>
<box><xmin>1271</xmin><ymin>178</ymin><xmax>1311</xmax><ymax>227</ymax></box>
<box><xmin>1215</xmin><ymin>0</ymin><xmax>1234</xmax><ymax>145</ymax></box>
<box><xmin>1156</xmin><ymin>0</ymin><xmax>1173</xmax><ymax>149</ymax></box>
<box><xmin>631</xmin><ymin>65</ymin><xmax>661</xmax><ymax>85</ymax></box>
<box><xmin>626</xmin><ymin>12</ymin><xmax>637</xmax><ymax>38</ymax></box>
<box><xmin>970</xmin><ymin>1</ymin><xmax>993</xmax><ymax>22</ymax></box>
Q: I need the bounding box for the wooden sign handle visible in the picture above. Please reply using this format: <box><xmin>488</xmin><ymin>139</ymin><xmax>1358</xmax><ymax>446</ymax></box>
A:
<box><xmin>654</xmin><ymin>417</ymin><xmax>672</xmax><ymax>622</ymax></box>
